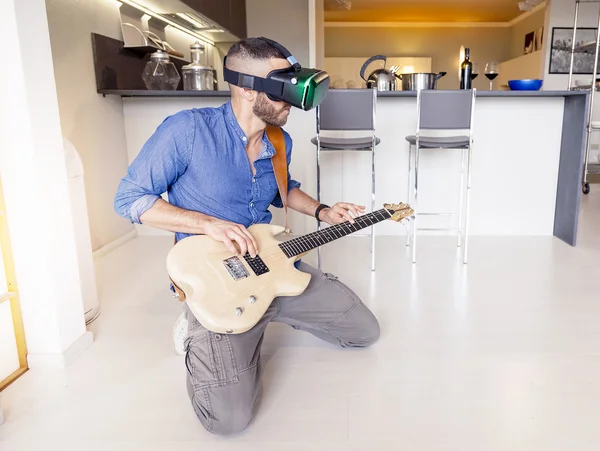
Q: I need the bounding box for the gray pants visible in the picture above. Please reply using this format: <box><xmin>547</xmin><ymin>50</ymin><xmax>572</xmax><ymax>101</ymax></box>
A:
<box><xmin>182</xmin><ymin>261</ymin><xmax>380</xmax><ymax>436</ymax></box>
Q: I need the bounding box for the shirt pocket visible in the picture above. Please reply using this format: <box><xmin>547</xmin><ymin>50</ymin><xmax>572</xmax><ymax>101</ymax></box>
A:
<box><xmin>258</xmin><ymin>173</ymin><xmax>281</xmax><ymax>207</ymax></box>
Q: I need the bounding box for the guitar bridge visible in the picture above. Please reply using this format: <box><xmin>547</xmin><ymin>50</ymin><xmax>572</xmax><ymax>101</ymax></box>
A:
<box><xmin>223</xmin><ymin>256</ymin><xmax>250</xmax><ymax>281</ymax></box>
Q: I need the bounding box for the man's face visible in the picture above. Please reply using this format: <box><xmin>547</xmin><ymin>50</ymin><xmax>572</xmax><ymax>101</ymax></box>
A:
<box><xmin>252</xmin><ymin>58</ymin><xmax>292</xmax><ymax>127</ymax></box>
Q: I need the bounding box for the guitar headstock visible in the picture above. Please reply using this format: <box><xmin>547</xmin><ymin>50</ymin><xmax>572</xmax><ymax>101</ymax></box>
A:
<box><xmin>383</xmin><ymin>202</ymin><xmax>414</xmax><ymax>222</ymax></box>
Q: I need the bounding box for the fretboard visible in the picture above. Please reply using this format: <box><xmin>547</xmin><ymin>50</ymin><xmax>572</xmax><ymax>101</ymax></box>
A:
<box><xmin>278</xmin><ymin>208</ymin><xmax>392</xmax><ymax>258</ymax></box>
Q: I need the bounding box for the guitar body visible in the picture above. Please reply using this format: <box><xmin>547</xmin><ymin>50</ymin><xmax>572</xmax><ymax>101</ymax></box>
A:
<box><xmin>166</xmin><ymin>224</ymin><xmax>311</xmax><ymax>334</ymax></box>
<box><xmin>166</xmin><ymin>203</ymin><xmax>413</xmax><ymax>335</ymax></box>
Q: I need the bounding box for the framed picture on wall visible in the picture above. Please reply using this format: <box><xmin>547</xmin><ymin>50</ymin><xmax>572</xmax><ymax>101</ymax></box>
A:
<box><xmin>524</xmin><ymin>31</ymin><xmax>535</xmax><ymax>54</ymax></box>
<box><xmin>549</xmin><ymin>27</ymin><xmax>599</xmax><ymax>74</ymax></box>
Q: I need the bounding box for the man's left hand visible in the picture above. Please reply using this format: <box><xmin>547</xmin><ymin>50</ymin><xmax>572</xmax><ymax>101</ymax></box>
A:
<box><xmin>319</xmin><ymin>202</ymin><xmax>366</xmax><ymax>225</ymax></box>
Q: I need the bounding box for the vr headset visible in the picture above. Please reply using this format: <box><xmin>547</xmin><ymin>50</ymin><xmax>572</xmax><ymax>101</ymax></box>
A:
<box><xmin>223</xmin><ymin>37</ymin><xmax>330</xmax><ymax>111</ymax></box>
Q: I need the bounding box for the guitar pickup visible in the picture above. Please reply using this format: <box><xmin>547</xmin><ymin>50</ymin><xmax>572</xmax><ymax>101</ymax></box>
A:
<box><xmin>243</xmin><ymin>254</ymin><xmax>270</xmax><ymax>276</ymax></box>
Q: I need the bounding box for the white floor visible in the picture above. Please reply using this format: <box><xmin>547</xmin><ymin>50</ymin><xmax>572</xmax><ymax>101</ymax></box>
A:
<box><xmin>1</xmin><ymin>192</ymin><xmax>600</xmax><ymax>450</ymax></box>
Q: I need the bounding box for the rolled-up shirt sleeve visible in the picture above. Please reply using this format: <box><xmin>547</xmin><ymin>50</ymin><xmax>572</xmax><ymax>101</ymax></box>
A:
<box><xmin>271</xmin><ymin>129</ymin><xmax>301</xmax><ymax>208</ymax></box>
<box><xmin>114</xmin><ymin>110</ymin><xmax>195</xmax><ymax>224</ymax></box>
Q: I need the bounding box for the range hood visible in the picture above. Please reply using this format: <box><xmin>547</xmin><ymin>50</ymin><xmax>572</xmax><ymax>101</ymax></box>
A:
<box><xmin>118</xmin><ymin>0</ymin><xmax>244</xmax><ymax>53</ymax></box>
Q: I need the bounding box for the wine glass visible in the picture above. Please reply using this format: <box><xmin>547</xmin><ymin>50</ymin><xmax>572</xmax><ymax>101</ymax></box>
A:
<box><xmin>485</xmin><ymin>62</ymin><xmax>499</xmax><ymax>90</ymax></box>
<box><xmin>471</xmin><ymin>63</ymin><xmax>479</xmax><ymax>81</ymax></box>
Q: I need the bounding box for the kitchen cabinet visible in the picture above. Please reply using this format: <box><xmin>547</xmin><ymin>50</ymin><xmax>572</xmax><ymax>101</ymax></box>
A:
<box><xmin>229</xmin><ymin>0</ymin><xmax>247</xmax><ymax>40</ymax></box>
<box><xmin>181</xmin><ymin>0</ymin><xmax>247</xmax><ymax>39</ymax></box>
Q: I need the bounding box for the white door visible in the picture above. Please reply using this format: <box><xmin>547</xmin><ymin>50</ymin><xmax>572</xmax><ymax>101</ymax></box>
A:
<box><xmin>0</xmin><ymin>178</ymin><xmax>27</xmax><ymax>390</ymax></box>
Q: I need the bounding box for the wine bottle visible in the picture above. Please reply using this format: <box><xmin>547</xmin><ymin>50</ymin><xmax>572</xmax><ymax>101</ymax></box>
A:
<box><xmin>460</xmin><ymin>48</ymin><xmax>473</xmax><ymax>89</ymax></box>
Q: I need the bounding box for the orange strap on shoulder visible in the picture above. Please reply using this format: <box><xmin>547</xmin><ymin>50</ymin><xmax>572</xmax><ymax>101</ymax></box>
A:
<box><xmin>266</xmin><ymin>125</ymin><xmax>290</xmax><ymax>233</ymax></box>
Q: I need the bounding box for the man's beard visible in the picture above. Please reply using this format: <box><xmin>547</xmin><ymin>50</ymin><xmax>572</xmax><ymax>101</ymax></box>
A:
<box><xmin>253</xmin><ymin>93</ymin><xmax>291</xmax><ymax>127</ymax></box>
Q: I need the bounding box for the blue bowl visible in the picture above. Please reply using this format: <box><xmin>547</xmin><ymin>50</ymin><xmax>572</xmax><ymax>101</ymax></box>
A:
<box><xmin>508</xmin><ymin>79</ymin><xmax>543</xmax><ymax>90</ymax></box>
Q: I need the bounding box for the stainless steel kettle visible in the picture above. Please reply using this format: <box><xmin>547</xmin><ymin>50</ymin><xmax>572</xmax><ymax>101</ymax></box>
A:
<box><xmin>360</xmin><ymin>55</ymin><xmax>397</xmax><ymax>91</ymax></box>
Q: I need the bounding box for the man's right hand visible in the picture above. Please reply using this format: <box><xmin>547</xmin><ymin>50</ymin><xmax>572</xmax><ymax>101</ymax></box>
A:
<box><xmin>203</xmin><ymin>218</ymin><xmax>258</xmax><ymax>258</ymax></box>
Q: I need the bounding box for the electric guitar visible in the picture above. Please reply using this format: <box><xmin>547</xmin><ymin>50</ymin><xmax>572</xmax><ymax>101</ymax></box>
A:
<box><xmin>166</xmin><ymin>203</ymin><xmax>414</xmax><ymax>334</ymax></box>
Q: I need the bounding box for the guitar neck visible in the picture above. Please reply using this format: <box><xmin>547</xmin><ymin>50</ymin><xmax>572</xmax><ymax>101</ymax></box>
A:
<box><xmin>278</xmin><ymin>208</ymin><xmax>392</xmax><ymax>258</ymax></box>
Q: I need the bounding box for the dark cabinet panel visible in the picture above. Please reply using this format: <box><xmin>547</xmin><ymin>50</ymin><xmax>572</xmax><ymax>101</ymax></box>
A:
<box><xmin>229</xmin><ymin>0</ymin><xmax>247</xmax><ymax>39</ymax></box>
<box><xmin>199</xmin><ymin>0</ymin><xmax>231</xmax><ymax>30</ymax></box>
<box><xmin>180</xmin><ymin>0</ymin><xmax>246</xmax><ymax>38</ymax></box>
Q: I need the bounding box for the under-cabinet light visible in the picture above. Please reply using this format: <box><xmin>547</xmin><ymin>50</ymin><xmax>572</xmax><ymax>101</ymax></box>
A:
<box><xmin>118</xmin><ymin>0</ymin><xmax>214</xmax><ymax>46</ymax></box>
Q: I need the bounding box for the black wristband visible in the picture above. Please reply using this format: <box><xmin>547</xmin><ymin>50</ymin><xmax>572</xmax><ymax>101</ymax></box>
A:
<box><xmin>314</xmin><ymin>203</ymin><xmax>330</xmax><ymax>221</ymax></box>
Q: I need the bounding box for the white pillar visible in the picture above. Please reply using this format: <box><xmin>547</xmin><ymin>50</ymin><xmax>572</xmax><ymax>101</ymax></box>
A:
<box><xmin>0</xmin><ymin>0</ymin><xmax>92</xmax><ymax>368</ymax></box>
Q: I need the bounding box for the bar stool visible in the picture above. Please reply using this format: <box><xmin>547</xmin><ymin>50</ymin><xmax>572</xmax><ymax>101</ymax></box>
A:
<box><xmin>405</xmin><ymin>89</ymin><xmax>476</xmax><ymax>264</ymax></box>
<box><xmin>310</xmin><ymin>88</ymin><xmax>381</xmax><ymax>270</ymax></box>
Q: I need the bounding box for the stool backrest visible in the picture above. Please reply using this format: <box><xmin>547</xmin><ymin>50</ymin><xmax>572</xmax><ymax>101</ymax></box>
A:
<box><xmin>317</xmin><ymin>88</ymin><xmax>377</xmax><ymax>132</ymax></box>
<box><xmin>417</xmin><ymin>89</ymin><xmax>475</xmax><ymax>130</ymax></box>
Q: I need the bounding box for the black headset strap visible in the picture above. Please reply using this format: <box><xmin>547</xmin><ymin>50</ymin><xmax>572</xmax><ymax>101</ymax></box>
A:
<box><xmin>223</xmin><ymin>60</ymin><xmax>285</xmax><ymax>96</ymax></box>
<box><xmin>257</xmin><ymin>37</ymin><xmax>302</xmax><ymax>71</ymax></box>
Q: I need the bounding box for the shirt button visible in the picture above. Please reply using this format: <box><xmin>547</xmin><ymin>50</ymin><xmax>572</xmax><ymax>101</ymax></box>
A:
<box><xmin>252</xmin><ymin>178</ymin><xmax>256</xmax><ymax>183</ymax></box>
<box><xmin>250</xmin><ymin>202</ymin><xmax>254</xmax><ymax>207</ymax></box>
<box><xmin>242</xmin><ymin>137</ymin><xmax>247</xmax><ymax>142</ymax></box>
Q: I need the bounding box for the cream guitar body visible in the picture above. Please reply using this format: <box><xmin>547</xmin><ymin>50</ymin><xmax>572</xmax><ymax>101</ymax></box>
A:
<box><xmin>166</xmin><ymin>203</ymin><xmax>413</xmax><ymax>334</ymax></box>
<box><xmin>167</xmin><ymin>224</ymin><xmax>309</xmax><ymax>334</ymax></box>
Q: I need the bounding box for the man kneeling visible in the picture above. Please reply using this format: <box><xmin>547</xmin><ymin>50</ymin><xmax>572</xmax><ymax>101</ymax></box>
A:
<box><xmin>114</xmin><ymin>37</ymin><xmax>380</xmax><ymax>435</ymax></box>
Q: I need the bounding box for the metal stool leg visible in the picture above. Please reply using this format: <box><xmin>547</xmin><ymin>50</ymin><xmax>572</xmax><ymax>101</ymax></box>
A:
<box><xmin>457</xmin><ymin>147</ymin><xmax>466</xmax><ymax>248</ymax></box>
<box><xmin>463</xmin><ymin>142</ymin><xmax>473</xmax><ymax>264</ymax></box>
<box><xmin>412</xmin><ymin>141</ymin><xmax>420</xmax><ymax>264</ymax></box>
<box><xmin>316</xmin><ymin>141</ymin><xmax>322</xmax><ymax>270</ymax></box>
<box><xmin>371</xmin><ymin>139</ymin><xmax>376</xmax><ymax>271</ymax></box>
<box><xmin>406</xmin><ymin>142</ymin><xmax>412</xmax><ymax>247</ymax></box>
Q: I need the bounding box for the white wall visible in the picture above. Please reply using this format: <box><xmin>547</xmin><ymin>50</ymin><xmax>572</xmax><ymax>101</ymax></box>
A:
<box><xmin>497</xmin><ymin>51</ymin><xmax>544</xmax><ymax>88</ymax></box>
<box><xmin>245</xmin><ymin>0</ymin><xmax>310</xmax><ymax>66</ymax></box>
<box><xmin>45</xmin><ymin>0</ymin><xmax>133</xmax><ymax>251</ymax></box>
<box><xmin>1</xmin><ymin>0</ymin><xmax>91</xmax><ymax>368</ymax></box>
<box><xmin>510</xmin><ymin>7</ymin><xmax>546</xmax><ymax>59</ymax></box>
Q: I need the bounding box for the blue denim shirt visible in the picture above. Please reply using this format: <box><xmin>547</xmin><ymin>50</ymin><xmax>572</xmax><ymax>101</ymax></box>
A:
<box><xmin>114</xmin><ymin>101</ymin><xmax>301</xmax><ymax>243</ymax></box>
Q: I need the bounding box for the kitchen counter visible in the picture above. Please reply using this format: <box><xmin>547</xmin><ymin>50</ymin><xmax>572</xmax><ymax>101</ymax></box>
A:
<box><xmin>378</xmin><ymin>90</ymin><xmax>586</xmax><ymax>97</ymax></box>
<box><xmin>100</xmin><ymin>88</ymin><xmax>586</xmax><ymax>98</ymax></box>
<box><xmin>117</xmin><ymin>90</ymin><xmax>589</xmax><ymax>246</ymax></box>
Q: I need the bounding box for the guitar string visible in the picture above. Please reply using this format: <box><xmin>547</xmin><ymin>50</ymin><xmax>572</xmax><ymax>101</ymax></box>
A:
<box><xmin>246</xmin><ymin>210</ymin><xmax>389</xmax><ymax>260</ymax></box>
<box><xmin>245</xmin><ymin>208</ymin><xmax>399</xmax><ymax>260</ymax></box>
<box><xmin>283</xmin><ymin>209</ymin><xmax>388</xmax><ymax>248</ymax></box>
<box><xmin>279</xmin><ymin>208</ymin><xmax>393</xmax><ymax>256</ymax></box>
<box><xmin>230</xmin><ymin>207</ymin><xmax>408</xmax><ymax>262</ymax></box>
<box><xmin>264</xmin><ymin>209</ymin><xmax>396</xmax><ymax>259</ymax></box>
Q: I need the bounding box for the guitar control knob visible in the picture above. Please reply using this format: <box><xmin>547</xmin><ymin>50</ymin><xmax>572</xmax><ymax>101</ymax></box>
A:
<box><xmin>236</xmin><ymin>307</ymin><xmax>243</xmax><ymax>316</ymax></box>
<box><xmin>249</xmin><ymin>295</ymin><xmax>256</xmax><ymax>304</ymax></box>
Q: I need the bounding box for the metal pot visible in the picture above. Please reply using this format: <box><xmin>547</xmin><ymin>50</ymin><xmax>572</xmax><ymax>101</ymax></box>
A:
<box><xmin>395</xmin><ymin>72</ymin><xmax>447</xmax><ymax>91</ymax></box>
<box><xmin>360</xmin><ymin>55</ymin><xmax>397</xmax><ymax>91</ymax></box>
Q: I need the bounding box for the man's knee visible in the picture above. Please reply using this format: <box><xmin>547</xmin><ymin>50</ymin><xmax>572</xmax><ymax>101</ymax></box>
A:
<box><xmin>199</xmin><ymin>407</ymin><xmax>254</xmax><ymax>436</ymax></box>
<box><xmin>346</xmin><ymin>305</ymin><xmax>380</xmax><ymax>347</ymax></box>
<box><xmin>188</xmin><ymin>372</ymin><xmax>260</xmax><ymax>436</ymax></box>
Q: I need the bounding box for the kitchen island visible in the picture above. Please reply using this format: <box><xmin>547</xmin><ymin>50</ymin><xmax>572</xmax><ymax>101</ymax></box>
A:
<box><xmin>107</xmin><ymin>89</ymin><xmax>588</xmax><ymax>246</ymax></box>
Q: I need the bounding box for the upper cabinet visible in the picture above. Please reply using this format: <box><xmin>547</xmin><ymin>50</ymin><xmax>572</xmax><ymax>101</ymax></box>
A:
<box><xmin>229</xmin><ymin>0</ymin><xmax>247</xmax><ymax>40</ymax></box>
<box><xmin>181</xmin><ymin>0</ymin><xmax>247</xmax><ymax>39</ymax></box>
